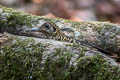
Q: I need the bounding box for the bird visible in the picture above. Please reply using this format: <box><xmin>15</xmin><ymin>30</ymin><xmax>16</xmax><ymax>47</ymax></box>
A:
<box><xmin>28</xmin><ymin>22</ymin><xmax>112</xmax><ymax>55</ymax></box>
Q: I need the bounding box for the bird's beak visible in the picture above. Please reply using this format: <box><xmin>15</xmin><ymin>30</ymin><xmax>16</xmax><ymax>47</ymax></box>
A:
<box><xmin>26</xmin><ymin>27</ymin><xmax>39</xmax><ymax>32</ymax></box>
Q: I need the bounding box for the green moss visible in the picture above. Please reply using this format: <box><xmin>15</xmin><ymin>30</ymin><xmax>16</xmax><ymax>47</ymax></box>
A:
<box><xmin>6</xmin><ymin>11</ymin><xmax>33</xmax><ymax>27</ymax></box>
<box><xmin>0</xmin><ymin>38</ymin><xmax>45</xmax><ymax>80</ymax></box>
<box><xmin>42</xmin><ymin>48</ymin><xmax>73</xmax><ymax>80</ymax></box>
<box><xmin>0</xmin><ymin>38</ymin><xmax>120</xmax><ymax>80</ymax></box>
<box><xmin>0</xmin><ymin>5</ymin><xmax>119</xmax><ymax>33</ymax></box>
<box><xmin>70</xmin><ymin>55</ymin><xmax>120</xmax><ymax>80</ymax></box>
<box><xmin>0</xmin><ymin>5</ymin><xmax>39</xmax><ymax>28</ymax></box>
<box><xmin>0</xmin><ymin>5</ymin><xmax>85</xmax><ymax>29</ymax></box>
<box><xmin>1</xmin><ymin>5</ymin><xmax>117</xmax><ymax>34</ymax></box>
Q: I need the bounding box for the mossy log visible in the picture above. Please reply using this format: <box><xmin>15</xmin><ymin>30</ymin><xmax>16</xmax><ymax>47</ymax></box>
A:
<box><xmin>0</xmin><ymin>6</ymin><xmax>120</xmax><ymax>80</ymax></box>
<box><xmin>0</xmin><ymin>6</ymin><xmax>120</xmax><ymax>54</ymax></box>
<box><xmin>0</xmin><ymin>35</ymin><xmax>120</xmax><ymax>80</ymax></box>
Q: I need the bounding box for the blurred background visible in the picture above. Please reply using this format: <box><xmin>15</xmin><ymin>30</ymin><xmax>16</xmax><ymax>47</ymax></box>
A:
<box><xmin>0</xmin><ymin>0</ymin><xmax>120</xmax><ymax>24</ymax></box>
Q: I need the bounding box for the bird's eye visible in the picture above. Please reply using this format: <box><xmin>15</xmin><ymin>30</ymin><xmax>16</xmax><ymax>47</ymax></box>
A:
<box><xmin>45</xmin><ymin>23</ymin><xmax>50</xmax><ymax>29</ymax></box>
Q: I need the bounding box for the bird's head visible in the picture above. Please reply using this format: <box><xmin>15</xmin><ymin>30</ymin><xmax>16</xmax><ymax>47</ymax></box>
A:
<box><xmin>28</xmin><ymin>22</ymin><xmax>60</xmax><ymax>37</ymax></box>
